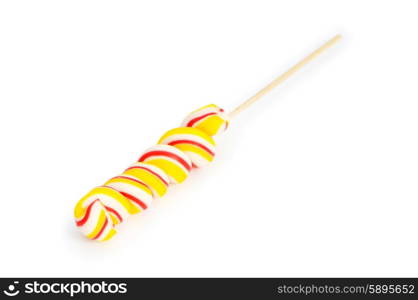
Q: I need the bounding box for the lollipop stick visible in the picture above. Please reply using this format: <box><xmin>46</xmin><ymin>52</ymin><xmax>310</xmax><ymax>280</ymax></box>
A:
<box><xmin>228</xmin><ymin>34</ymin><xmax>341</xmax><ymax>119</ymax></box>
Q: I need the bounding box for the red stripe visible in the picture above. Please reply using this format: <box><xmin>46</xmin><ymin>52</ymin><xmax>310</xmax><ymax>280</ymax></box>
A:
<box><xmin>104</xmin><ymin>205</ymin><xmax>123</xmax><ymax>223</ymax></box>
<box><xmin>138</xmin><ymin>151</ymin><xmax>191</xmax><ymax>171</ymax></box>
<box><xmin>125</xmin><ymin>165</ymin><xmax>169</xmax><ymax>186</ymax></box>
<box><xmin>119</xmin><ymin>191</ymin><xmax>148</xmax><ymax>210</ymax></box>
<box><xmin>92</xmin><ymin>217</ymin><xmax>109</xmax><ymax>240</ymax></box>
<box><xmin>186</xmin><ymin>112</ymin><xmax>216</xmax><ymax>127</ymax></box>
<box><xmin>76</xmin><ymin>199</ymin><xmax>98</xmax><ymax>227</ymax></box>
<box><xmin>168</xmin><ymin>140</ymin><xmax>215</xmax><ymax>156</ymax></box>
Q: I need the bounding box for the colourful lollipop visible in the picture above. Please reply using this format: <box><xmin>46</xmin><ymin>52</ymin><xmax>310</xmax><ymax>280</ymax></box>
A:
<box><xmin>74</xmin><ymin>35</ymin><xmax>341</xmax><ymax>241</ymax></box>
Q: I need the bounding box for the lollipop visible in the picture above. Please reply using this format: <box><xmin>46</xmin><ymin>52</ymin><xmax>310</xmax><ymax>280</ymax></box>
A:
<box><xmin>74</xmin><ymin>35</ymin><xmax>341</xmax><ymax>241</ymax></box>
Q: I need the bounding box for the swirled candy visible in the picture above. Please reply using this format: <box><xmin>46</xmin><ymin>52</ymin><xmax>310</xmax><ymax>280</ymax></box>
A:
<box><xmin>182</xmin><ymin>104</ymin><xmax>229</xmax><ymax>136</ymax></box>
<box><xmin>74</xmin><ymin>186</ymin><xmax>137</xmax><ymax>241</ymax></box>
<box><xmin>138</xmin><ymin>144</ymin><xmax>192</xmax><ymax>184</ymax></box>
<box><xmin>105</xmin><ymin>175</ymin><xmax>153</xmax><ymax>211</ymax></box>
<box><xmin>123</xmin><ymin>162</ymin><xmax>169</xmax><ymax>198</ymax></box>
<box><xmin>158</xmin><ymin>127</ymin><xmax>215</xmax><ymax>168</ymax></box>
<box><xmin>75</xmin><ymin>104</ymin><xmax>228</xmax><ymax>242</ymax></box>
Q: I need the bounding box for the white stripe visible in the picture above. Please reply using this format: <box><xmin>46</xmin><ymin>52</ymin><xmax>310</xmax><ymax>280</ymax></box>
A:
<box><xmin>186</xmin><ymin>151</ymin><xmax>211</xmax><ymax>167</ymax></box>
<box><xmin>106</xmin><ymin>181</ymin><xmax>153</xmax><ymax>208</ymax></box>
<box><xmin>78</xmin><ymin>200</ymin><xmax>106</xmax><ymax>237</ymax></box>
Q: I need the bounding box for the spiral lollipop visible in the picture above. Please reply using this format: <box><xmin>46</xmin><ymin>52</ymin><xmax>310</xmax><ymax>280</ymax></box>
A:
<box><xmin>74</xmin><ymin>35</ymin><xmax>341</xmax><ymax>242</ymax></box>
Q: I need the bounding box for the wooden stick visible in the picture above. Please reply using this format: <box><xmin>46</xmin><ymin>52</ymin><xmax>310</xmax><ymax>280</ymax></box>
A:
<box><xmin>228</xmin><ymin>34</ymin><xmax>341</xmax><ymax>119</ymax></box>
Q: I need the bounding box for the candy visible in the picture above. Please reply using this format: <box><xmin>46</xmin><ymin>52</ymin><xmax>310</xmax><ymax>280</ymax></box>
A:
<box><xmin>182</xmin><ymin>104</ymin><xmax>229</xmax><ymax>137</ymax></box>
<box><xmin>74</xmin><ymin>35</ymin><xmax>341</xmax><ymax>242</ymax></box>
<box><xmin>158</xmin><ymin>127</ymin><xmax>215</xmax><ymax>168</ymax></box>
<box><xmin>74</xmin><ymin>186</ymin><xmax>137</xmax><ymax>241</ymax></box>
<box><xmin>138</xmin><ymin>144</ymin><xmax>192</xmax><ymax>184</ymax></box>
<box><xmin>74</xmin><ymin>105</ymin><xmax>223</xmax><ymax>242</ymax></box>
<box><xmin>123</xmin><ymin>162</ymin><xmax>169</xmax><ymax>198</ymax></box>
<box><xmin>74</xmin><ymin>106</ymin><xmax>220</xmax><ymax>242</ymax></box>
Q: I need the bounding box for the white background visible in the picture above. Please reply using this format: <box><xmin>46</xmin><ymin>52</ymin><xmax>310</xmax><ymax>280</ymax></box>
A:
<box><xmin>0</xmin><ymin>0</ymin><xmax>417</xmax><ymax>277</ymax></box>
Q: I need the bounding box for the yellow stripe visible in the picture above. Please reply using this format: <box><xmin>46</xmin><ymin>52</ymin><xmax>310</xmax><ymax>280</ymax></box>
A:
<box><xmin>173</xmin><ymin>143</ymin><xmax>213</xmax><ymax>162</ymax></box>
<box><xmin>158</xmin><ymin>127</ymin><xmax>215</xmax><ymax>146</ymax></box>
<box><xmin>146</xmin><ymin>158</ymin><xmax>188</xmax><ymax>183</ymax></box>
<box><xmin>195</xmin><ymin>115</ymin><xmax>225</xmax><ymax>136</ymax></box>
<box><xmin>123</xmin><ymin>168</ymin><xmax>167</xmax><ymax>197</ymax></box>
<box><xmin>109</xmin><ymin>213</ymin><xmax>120</xmax><ymax>225</ymax></box>
<box><xmin>100</xmin><ymin>228</ymin><xmax>117</xmax><ymax>242</ymax></box>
